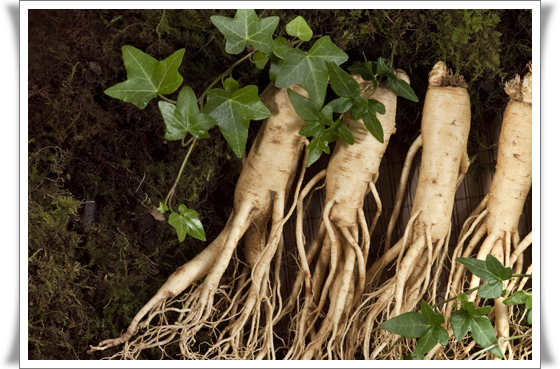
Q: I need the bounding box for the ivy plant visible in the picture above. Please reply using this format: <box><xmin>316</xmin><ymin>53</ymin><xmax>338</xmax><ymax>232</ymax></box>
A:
<box><xmin>104</xmin><ymin>10</ymin><xmax>419</xmax><ymax>241</ymax></box>
<box><xmin>379</xmin><ymin>255</ymin><xmax>532</xmax><ymax>360</ymax></box>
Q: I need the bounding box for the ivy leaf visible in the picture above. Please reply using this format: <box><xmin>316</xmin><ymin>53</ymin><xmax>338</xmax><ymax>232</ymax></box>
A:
<box><xmin>276</xmin><ymin>36</ymin><xmax>348</xmax><ymax>107</ymax></box>
<box><xmin>415</xmin><ymin>325</ymin><xmax>449</xmax><ymax>356</ymax></box>
<box><xmin>337</xmin><ymin>120</ymin><xmax>354</xmax><ymax>145</ymax></box>
<box><xmin>473</xmin><ymin>305</ymin><xmax>493</xmax><ymax>316</ymax></box>
<box><xmin>456</xmin><ymin>257</ymin><xmax>496</xmax><ymax>282</ymax></box>
<box><xmin>210</xmin><ymin>9</ymin><xmax>279</xmax><ymax>55</ymax></box>
<box><xmin>105</xmin><ymin>46</ymin><xmax>185</xmax><ymax>109</ymax></box>
<box><xmin>168</xmin><ymin>206</ymin><xmax>206</xmax><ymax>242</ymax></box>
<box><xmin>420</xmin><ymin>301</ymin><xmax>445</xmax><ymax>325</ymax></box>
<box><xmin>504</xmin><ymin>290</ymin><xmax>532</xmax><ymax>321</ymax></box>
<box><xmin>326</xmin><ymin>97</ymin><xmax>353</xmax><ymax>114</ymax></box>
<box><xmin>269</xmin><ymin>54</ymin><xmax>283</xmax><ymax>83</ymax></box>
<box><xmin>273</xmin><ymin>36</ymin><xmax>291</xmax><ymax>59</ymax></box>
<box><xmin>471</xmin><ymin>315</ymin><xmax>502</xmax><ymax>358</ymax></box>
<box><xmin>485</xmin><ymin>254</ymin><xmax>513</xmax><ymax>281</ymax></box>
<box><xmin>327</xmin><ymin>61</ymin><xmax>360</xmax><ymax>98</ymax></box>
<box><xmin>223</xmin><ymin>77</ymin><xmax>239</xmax><ymax>92</ymax></box>
<box><xmin>368</xmin><ymin>99</ymin><xmax>386</xmax><ymax>114</ymax></box>
<box><xmin>252</xmin><ymin>51</ymin><xmax>270</xmax><ymax>69</ymax></box>
<box><xmin>363</xmin><ymin>104</ymin><xmax>384</xmax><ymax>143</ymax></box>
<box><xmin>287</xmin><ymin>88</ymin><xmax>322</xmax><ymax>122</ymax></box>
<box><xmin>306</xmin><ymin>142</ymin><xmax>323</xmax><ymax>167</ymax></box>
<box><xmin>203</xmin><ymin>86</ymin><xmax>270</xmax><ymax>158</ymax></box>
<box><xmin>348</xmin><ymin>61</ymin><xmax>377</xmax><ymax>81</ymax></box>
<box><xmin>376</xmin><ymin>57</ymin><xmax>393</xmax><ymax>77</ymax></box>
<box><xmin>159</xmin><ymin>86</ymin><xmax>216</xmax><ymax>141</ymax></box>
<box><xmin>450</xmin><ymin>310</ymin><xmax>471</xmax><ymax>341</ymax></box>
<box><xmin>350</xmin><ymin>96</ymin><xmax>368</xmax><ymax>120</ymax></box>
<box><xmin>299</xmin><ymin>121</ymin><xmax>324</xmax><ymax>137</ymax></box>
<box><xmin>388</xmin><ymin>73</ymin><xmax>419</xmax><ymax>102</ymax></box>
<box><xmin>478</xmin><ymin>279</ymin><xmax>504</xmax><ymax>299</ymax></box>
<box><xmin>285</xmin><ymin>16</ymin><xmax>313</xmax><ymax>41</ymax></box>
<box><xmin>379</xmin><ymin>312</ymin><xmax>431</xmax><ymax>338</ymax></box>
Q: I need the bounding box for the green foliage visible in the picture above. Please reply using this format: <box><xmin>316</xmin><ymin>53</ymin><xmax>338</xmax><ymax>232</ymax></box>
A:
<box><xmin>210</xmin><ymin>9</ymin><xmax>279</xmax><ymax>55</ymax></box>
<box><xmin>104</xmin><ymin>46</ymin><xmax>185</xmax><ymax>109</ymax></box>
<box><xmin>504</xmin><ymin>290</ymin><xmax>532</xmax><ymax>325</ymax></box>
<box><xmin>457</xmin><ymin>254</ymin><xmax>512</xmax><ymax>299</ymax></box>
<box><xmin>203</xmin><ymin>84</ymin><xmax>270</xmax><ymax>158</ymax></box>
<box><xmin>275</xmin><ymin>36</ymin><xmax>348</xmax><ymax>107</ymax></box>
<box><xmin>380</xmin><ymin>256</ymin><xmax>531</xmax><ymax>360</ymax></box>
<box><xmin>381</xmin><ymin>301</ymin><xmax>448</xmax><ymax>357</ymax></box>
<box><xmin>285</xmin><ymin>16</ymin><xmax>313</xmax><ymax>42</ymax></box>
<box><xmin>159</xmin><ymin>86</ymin><xmax>216</xmax><ymax>140</ymax></box>
<box><xmin>450</xmin><ymin>294</ymin><xmax>502</xmax><ymax>358</ymax></box>
<box><xmin>168</xmin><ymin>205</ymin><xmax>206</xmax><ymax>242</ymax></box>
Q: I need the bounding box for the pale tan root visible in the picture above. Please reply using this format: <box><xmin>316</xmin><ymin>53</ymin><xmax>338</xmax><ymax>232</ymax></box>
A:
<box><xmin>354</xmin><ymin>62</ymin><xmax>471</xmax><ymax>359</ymax></box>
<box><xmin>384</xmin><ymin>134</ymin><xmax>423</xmax><ymax>252</ymax></box>
<box><xmin>89</xmin><ymin>85</ymin><xmax>313</xmax><ymax>359</ymax></box>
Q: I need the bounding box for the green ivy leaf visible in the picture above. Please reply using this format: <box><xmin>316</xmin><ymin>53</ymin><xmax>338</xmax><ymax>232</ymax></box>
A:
<box><xmin>368</xmin><ymin>99</ymin><xmax>386</xmax><ymax>114</ymax></box>
<box><xmin>157</xmin><ymin>202</ymin><xmax>169</xmax><ymax>213</ymax></box>
<box><xmin>168</xmin><ymin>207</ymin><xmax>206</xmax><ymax>242</ymax></box>
<box><xmin>326</xmin><ymin>97</ymin><xmax>353</xmax><ymax>114</ymax></box>
<box><xmin>299</xmin><ymin>121</ymin><xmax>324</xmax><ymax>137</ymax></box>
<box><xmin>478</xmin><ymin>279</ymin><xmax>504</xmax><ymax>299</ymax></box>
<box><xmin>252</xmin><ymin>51</ymin><xmax>269</xmax><ymax>69</ymax></box>
<box><xmin>363</xmin><ymin>104</ymin><xmax>384</xmax><ymax>143</ymax></box>
<box><xmin>526</xmin><ymin>294</ymin><xmax>532</xmax><ymax>310</ymax></box>
<box><xmin>287</xmin><ymin>88</ymin><xmax>323</xmax><ymax>122</ymax></box>
<box><xmin>388</xmin><ymin>73</ymin><xmax>419</xmax><ymax>102</ymax></box>
<box><xmin>415</xmin><ymin>325</ymin><xmax>449</xmax><ymax>356</ymax></box>
<box><xmin>269</xmin><ymin>54</ymin><xmax>283</xmax><ymax>83</ymax></box>
<box><xmin>348</xmin><ymin>61</ymin><xmax>377</xmax><ymax>81</ymax></box>
<box><xmin>450</xmin><ymin>310</ymin><xmax>471</xmax><ymax>341</ymax></box>
<box><xmin>379</xmin><ymin>312</ymin><xmax>431</xmax><ymax>338</ymax></box>
<box><xmin>203</xmin><ymin>86</ymin><xmax>270</xmax><ymax>158</ymax></box>
<box><xmin>273</xmin><ymin>37</ymin><xmax>291</xmax><ymax>59</ymax></box>
<box><xmin>337</xmin><ymin>120</ymin><xmax>354</xmax><ymax>145</ymax></box>
<box><xmin>285</xmin><ymin>16</ymin><xmax>313</xmax><ymax>41</ymax></box>
<box><xmin>456</xmin><ymin>257</ymin><xmax>496</xmax><ymax>282</ymax></box>
<box><xmin>350</xmin><ymin>96</ymin><xmax>368</xmax><ymax>120</ymax></box>
<box><xmin>503</xmin><ymin>290</ymin><xmax>531</xmax><ymax>306</ymax></box>
<box><xmin>527</xmin><ymin>309</ymin><xmax>532</xmax><ymax>325</ymax></box>
<box><xmin>276</xmin><ymin>36</ymin><xmax>348</xmax><ymax>107</ymax></box>
<box><xmin>223</xmin><ymin>77</ymin><xmax>239</xmax><ymax>92</ymax></box>
<box><xmin>420</xmin><ymin>301</ymin><xmax>445</xmax><ymax>325</ymax></box>
<box><xmin>159</xmin><ymin>86</ymin><xmax>216</xmax><ymax>141</ymax></box>
<box><xmin>327</xmin><ymin>61</ymin><xmax>360</xmax><ymax>98</ymax></box>
<box><xmin>210</xmin><ymin>10</ymin><xmax>279</xmax><ymax>55</ymax></box>
<box><xmin>376</xmin><ymin>57</ymin><xmax>393</xmax><ymax>77</ymax></box>
<box><xmin>485</xmin><ymin>254</ymin><xmax>513</xmax><ymax>281</ymax></box>
<box><xmin>473</xmin><ymin>305</ymin><xmax>493</xmax><ymax>316</ymax></box>
<box><xmin>306</xmin><ymin>142</ymin><xmax>323</xmax><ymax>167</ymax></box>
<box><xmin>105</xmin><ymin>46</ymin><xmax>185</xmax><ymax>109</ymax></box>
<box><xmin>471</xmin><ymin>315</ymin><xmax>502</xmax><ymax>358</ymax></box>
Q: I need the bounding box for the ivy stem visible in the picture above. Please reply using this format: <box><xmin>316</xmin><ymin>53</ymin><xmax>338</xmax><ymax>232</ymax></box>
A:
<box><xmin>197</xmin><ymin>50</ymin><xmax>257</xmax><ymax>108</ymax></box>
<box><xmin>467</xmin><ymin>333</ymin><xmax>531</xmax><ymax>360</ymax></box>
<box><xmin>432</xmin><ymin>285</ymin><xmax>482</xmax><ymax>308</ymax></box>
<box><xmin>164</xmin><ymin>138</ymin><xmax>197</xmax><ymax>212</ymax></box>
<box><xmin>158</xmin><ymin>94</ymin><xmax>177</xmax><ymax>104</ymax></box>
